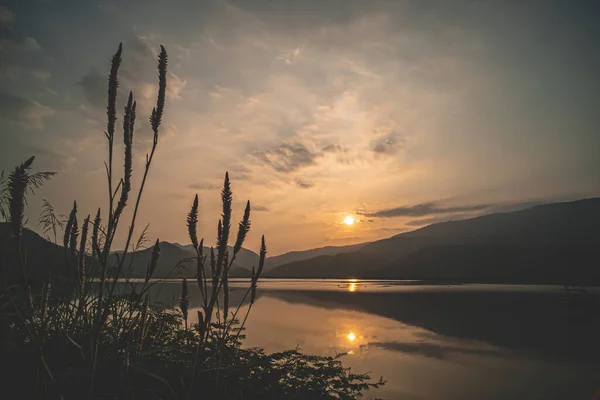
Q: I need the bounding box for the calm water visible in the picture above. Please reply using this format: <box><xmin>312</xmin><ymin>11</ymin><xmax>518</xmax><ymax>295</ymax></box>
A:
<box><xmin>147</xmin><ymin>279</ymin><xmax>600</xmax><ymax>400</ymax></box>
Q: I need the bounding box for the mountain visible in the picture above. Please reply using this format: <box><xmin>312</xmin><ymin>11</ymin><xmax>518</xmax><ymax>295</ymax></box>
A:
<box><xmin>361</xmin><ymin>197</ymin><xmax>600</xmax><ymax>258</ymax></box>
<box><xmin>0</xmin><ymin>223</ymin><xmax>72</xmax><ymax>287</ymax></box>
<box><xmin>265</xmin><ymin>243</ymin><xmax>368</xmax><ymax>270</ymax></box>
<box><xmin>0</xmin><ymin>223</ymin><xmax>259</xmax><ymax>282</ymax></box>
<box><xmin>176</xmin><ymin>243</ymin><xmax>261</xmax><ymax>272</ymax></box>
<box><xmin>264</xmin><ymin>252</ymin><xmax>387</xmax><ymax>278</ymax></box>
<box><xmin>114</xmin><ymin>241</ymin><xmax>369</xmax><ymax>278</ymax></box>
<box><xmin>114</xmin><ymin>240</ymin><xmax>370</xmax><ymax>278</ymax></box>
<box><xmin>267</xmin><ymin>198</ymin><xmax>600</xmax><ymax>284</ymax></box>
<box><xmin>112</xmin><ymin>243</ymin><xmax>259</xmax><ymax>279</ymax></box>
<box><xmin>4</xmin><ymin>198</ymin><xmax>599</xmax><ymax>284</ymax></box>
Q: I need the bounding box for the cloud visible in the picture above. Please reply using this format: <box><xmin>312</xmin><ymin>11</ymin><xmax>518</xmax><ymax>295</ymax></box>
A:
<box><xmin>78</xmin><ymin>69</ymin><xmax>106</xmax><ymax>107</ymax></box>
<box><xmin>227</xmin><ymin>164</ymin><xmax>253</xmax><ymax>181</ymax></box>
<box><xmin>43</xmin><ymin>88</ymin><xmax>59</xmax><ymax>97</ymax></box>
<box><xmin>403</xmin><ymin>200</ymin><xmax>551</xmax><ymax>226</ymax></box>
<box><xmin>250</xmin><ymin>142</ymin><xmax>349</xmax><ymax>176</ymax></box>
<box><xmin>231</xmin><ymin>173</ymin><xmax>250</xmax><ymax>181</ymax></box>
<box><xmin>0</xmin><ymin>64</ymin><xmax>21</xmax><ymax>80</ymax></box>
<box><xmin>166</xmin><ymin>72</ymin><xmax>186</xmax><ymax>100</ymax></box>
<box><xmin>252</xmin><ymin>143</ymin><xmax>320</xmax><ymax>173</ymax></box>
<box><xmin>173</xmin><ymin>43</ymin><xmax>191</xmax><ymax>61</ymax></box>
<box><xmin>368</xmin><ymin>341</ymin><xmax>505</xmax><ymax>360</ymax></box>
<box><xmin>78</xmin><ymin>36</ymin><xmax>186</xmax><ymax>111</ymax></box>
<box><xmin>0</xmin><ymin>6</ymin><xmax>14</xmax><ymax>24</ymax></box>
<box><xmin>325</xmin><ymin>236</ymin><xmax>361</xmax><ymax>242</ymax></box>
<box><xmin>488</xmin><ymin>200</ymin><xmax>547</xmax><ymax>214</ymax></box>
<box><xmin>294</xmin><ymin>178</ymin><xmax>314</xmax><ymax>189</ymax></box>
<box><xmin>188</xmin><ymin>182</ymin><xmax>220</xmax><ymax>191</ymax></box>
<box><xmin>405</xmin><ymin>214</ymin><xmax>473</xmax><ymax>227</ymax></box>
<box><xmin>0</xmin><ymin>91</ymin><xmax>54</xmax><ymax>128</ymax></box>
<box><xmin>20</xmin><ymin>143</ymin><xmax>77</xmax><ymax>170</ymax></box>
<box><xmin>30</xmin><ymin>69</ymin><xmax>51</xmax><ymax>81</ymax></box>
<box><xmin>370</xmin><ymin>132</ymin><xmax>402</xmax><ymax>155</ymax></box>
<box><xmin>2</xmin><ymin>0</ymin><xmax>595</xmax><ymax>255</ymax></box>
<box><xmin>360</xmin><ymin>202</ymin><xmax>490</xmax><ymax>218</ymax></box>
<box><xmin>122</xmin><ymin>36</ymin><xmax>186</xmax><ymax>102</ymax></box>
<box><xmin>253</xmin><ymin>205</ymin><xmax>270</xmax><ymax>212</ymax></box>
<box><xmin>0</xmin><ymin>7</ymin><xmax>41</xmax><ymax>56</ymax></box>
<box><xmin>321</xmin><ymin>144</ymin><xmax>346</xmax><ymax>153</ymax></box>
<box><xmin>122</xmin><ymin>35</ymin><xmax>154</xmax><ymax>77</ymax></box>
<box><xmin>161</xmin><ymin>124</ymin><xmax>177</xmax><ymax>140</ymax></box>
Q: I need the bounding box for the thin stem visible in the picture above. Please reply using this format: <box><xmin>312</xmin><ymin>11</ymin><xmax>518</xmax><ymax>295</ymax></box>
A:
<box><xmin>103</xmin><ymin>140</ymin><xmax>158</xmax><ymax>323</ymax></box>
<box><xmin>15</xmin><ymin>235</ymin><xmax>31</xmax><ymax>316</ymax></box>
<box><xmin>7</xmin><ymin>293</ymin><xmax>63</xmax><ymax>400</ymax></box>
<box><xmin>202</xmin><ymin>254</ymin><xmax>237</xmax><ymax>337</ymax></box>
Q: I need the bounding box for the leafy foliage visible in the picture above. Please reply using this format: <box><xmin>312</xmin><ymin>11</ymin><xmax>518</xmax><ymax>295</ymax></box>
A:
<box><xmin>0</xmin><ymin>170</ymin><xmax>8</xmax><ymax>221</ymax></box>
<box><xmin>0</xmin><ymin>156</ymin><xmax>55</xmax><ymax>236</ymax></box>
<box><xmin>38</xmin><ymin>199</ymin><xmax>65</xmax><ymax>243</ymax></box>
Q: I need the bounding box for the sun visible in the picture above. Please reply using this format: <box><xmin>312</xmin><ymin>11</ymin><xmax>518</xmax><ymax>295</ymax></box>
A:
<box><xmin>347</xmin><ymin>332</ymin><xmax>356</xmax><ymax>341</ymax></box>
<box><xmin>343</xmin><ymin>215</ymin><xmax>355</xmax><ymax>226</ymax></box>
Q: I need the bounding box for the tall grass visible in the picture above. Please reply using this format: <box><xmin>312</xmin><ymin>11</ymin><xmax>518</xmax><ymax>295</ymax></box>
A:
<box><xmin>0</xmin><ymin>43</ymin><xmax>384</xmax><ymax>399</ymax></box>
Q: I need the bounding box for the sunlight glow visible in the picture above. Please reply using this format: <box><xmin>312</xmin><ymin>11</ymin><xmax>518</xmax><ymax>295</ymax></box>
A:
<box><xmin>347</xmin><ymin>332</ymin><xmax>356</xmax><ymax>341</ymax></box>
<box><xmin>343</xmin><ymin>215</ymin><xmax>355</xmax><ymax>226</ymax></box>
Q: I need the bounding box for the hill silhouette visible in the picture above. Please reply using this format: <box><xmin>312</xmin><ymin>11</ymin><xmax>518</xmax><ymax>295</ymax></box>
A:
<box><xmin>0</xmin><ymin>225</ymin><xmax>258</xmax><ymax>281</ymax></box>
<box><xmin>111</xmin><ymin>242</ymin><xmax>258</xmax><ymax>279</ymax></box>
<box><xmin>0</xmin><ymin>223</ymin><xmax>68</xmax><ymax>286</ymax></box>
<box><xmin>266</xmin><ymin>198</ymin><xmax>600</xmax><ymax>284</ymax></box>
<box><xmin>265</xmin><ymin>243</ymin><xmax>368</xmax><ymax>270</ymax></box>
<box><xmin>3</xmin><ymin>198</ymin><xmax>599</xmax><ymax>283</ymax></box>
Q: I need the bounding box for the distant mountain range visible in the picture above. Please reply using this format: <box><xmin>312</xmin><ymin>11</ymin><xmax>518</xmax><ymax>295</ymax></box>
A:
<box><xmin>110</xmin><ymin>239</ymin><xmax>372</xmax><ymax>279</ymax></box>
<box><xmin>266</xmin><ymin>198</ymin><xmax>600</xmax><ymax>284</ymax></box>
<box><xmin>110</xmin><ymin>242</ymin><xmax>259</xmax><ymax>279</ymax></box>
<box><xmin>0</xmin><ymin>223</ymin><xmax>67</xmax><ymax>285</ymax></box>
<box><xmin>266</xmin><ymin>243</ymin><xmax>368</xmax><ymax>268</ymax></box>
<box><xmin>1</xmin><ymin>198</ymin><xmax>599</xmax><ymax>284</ymax></box>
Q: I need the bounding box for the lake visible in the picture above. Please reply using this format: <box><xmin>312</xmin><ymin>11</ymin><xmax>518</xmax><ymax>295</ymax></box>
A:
<box><xmin>146</xmin><ymin>279</ymin><xmax>600</xmax><ymax>400</ymax></box>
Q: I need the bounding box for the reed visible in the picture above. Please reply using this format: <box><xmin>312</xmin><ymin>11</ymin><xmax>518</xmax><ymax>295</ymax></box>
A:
<box><xmin>180</xmin><ymin>277</ymin><xmax>189</xmax><ymax>330</ymax></box>
<box><xmin>0</xmin><ymin>42</ymin><xmax>385</xmax><ymax>400</ymax></box>
<box><xmin>38</xmin><ymin>199</ymin><xmax>64</xmax><ymax>244</ymax></box>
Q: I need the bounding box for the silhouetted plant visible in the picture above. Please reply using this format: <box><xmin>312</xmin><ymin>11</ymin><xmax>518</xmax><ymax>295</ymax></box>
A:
<box><xmin>7</xmin><ymin>156</ymin><xmax>56</xmax><ymax>237</ymax></box>
<box><xmin>0</xmin><ymin>43</ymin><xmax>384</xmax><ymax>400</ymax></box>
<box><xmin>38</xmin><ymin>199</ymin><xmax>65</xmax><ymax>244</ymax></box>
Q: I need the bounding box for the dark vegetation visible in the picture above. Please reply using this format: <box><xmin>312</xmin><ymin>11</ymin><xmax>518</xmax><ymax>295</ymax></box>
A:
<box><xmin>0</xmin><ymin>44</ymin><xmax>384</xmax><ymax>399</ymax></box>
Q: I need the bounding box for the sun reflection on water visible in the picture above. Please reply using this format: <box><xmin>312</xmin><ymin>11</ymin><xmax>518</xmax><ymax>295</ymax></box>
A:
<box><xmin>347</xmin><ymin>279</ymin><xmax>358</xmax><ymax>292</ymax></box>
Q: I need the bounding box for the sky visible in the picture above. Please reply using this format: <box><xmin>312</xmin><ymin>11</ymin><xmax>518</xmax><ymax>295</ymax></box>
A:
<box><xmin>1</xmin><ymin>0</ymin><xmax>599</xmax><ymax>255</ymax></box>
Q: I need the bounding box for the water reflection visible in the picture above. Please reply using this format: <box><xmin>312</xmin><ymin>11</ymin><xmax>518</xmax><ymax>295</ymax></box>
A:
<box><xmin>348</xmin><ymin>280</ymin><xmax>358</xmax><ymax>292</ymax></box>
<box><xmin>242</xmin><ymin>293</ymin><xmax>599</xmax><ymax>400</ymax></box>
<box><xmin>142</xmin><ymin>279</ymin><xmax>600</xmax><ymax>400</ymax></box>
